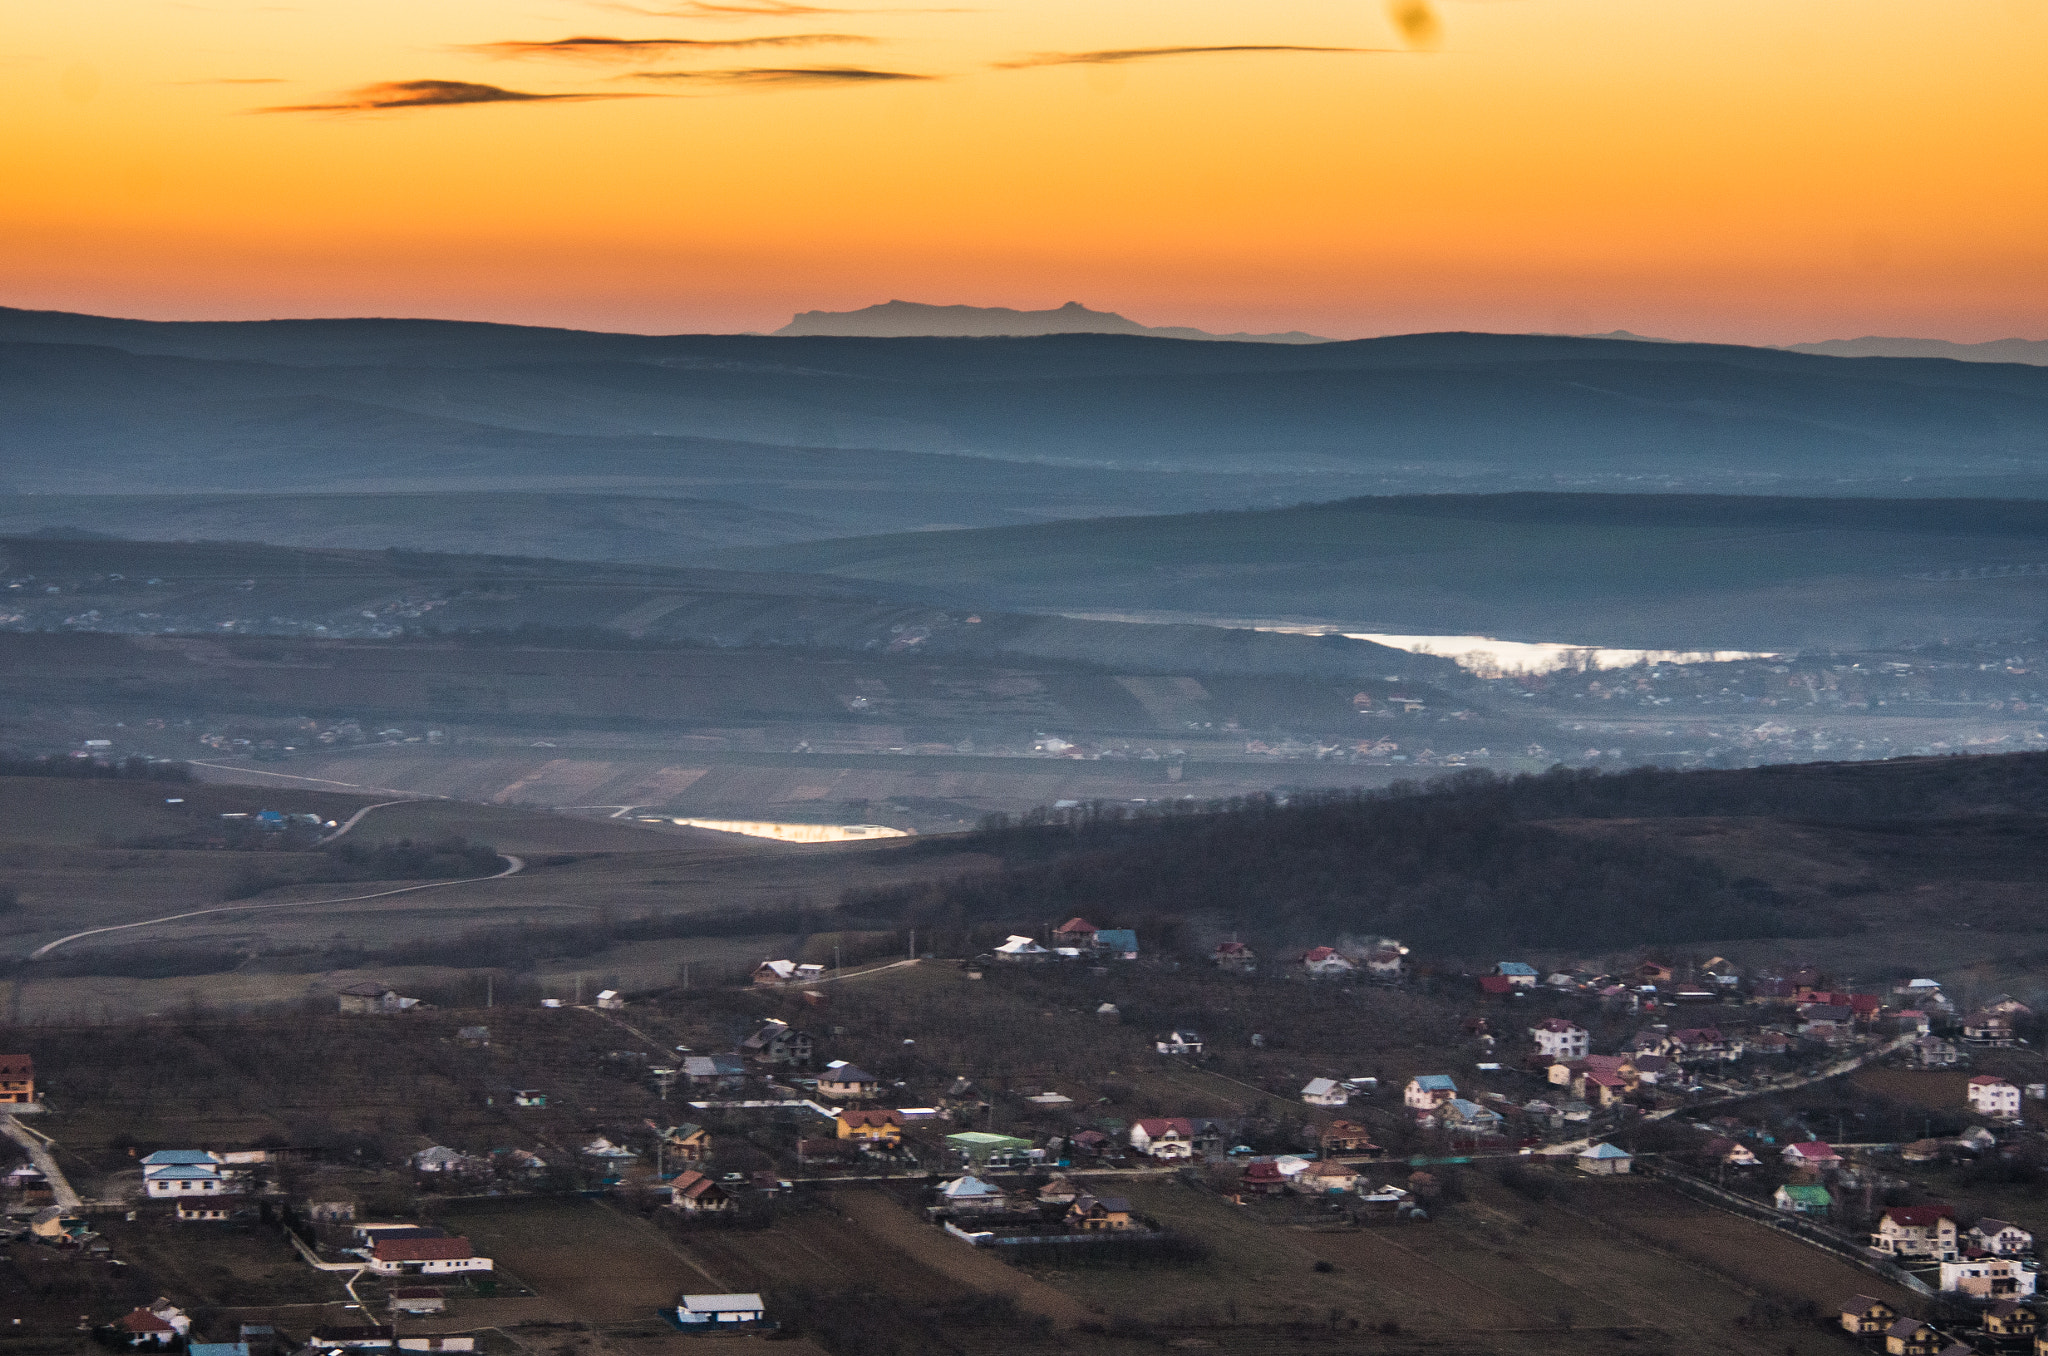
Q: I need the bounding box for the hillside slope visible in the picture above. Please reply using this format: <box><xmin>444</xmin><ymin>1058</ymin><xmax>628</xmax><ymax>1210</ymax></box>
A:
<box><xmin>710</xmin><ymin>493</ymin><xmax>2048</xmax><ymax>650</ymax></box>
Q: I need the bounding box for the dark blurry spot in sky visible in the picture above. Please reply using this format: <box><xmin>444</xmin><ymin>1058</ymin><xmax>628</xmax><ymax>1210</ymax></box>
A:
<box><xmin>1391</xmin><ymin>0</ymin><xmax>1442</xmax><ymax>51</ymax></box>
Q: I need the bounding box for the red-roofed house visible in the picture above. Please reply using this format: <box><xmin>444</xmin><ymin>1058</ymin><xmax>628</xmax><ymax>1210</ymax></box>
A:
<box><xmin>1212</xmin><ymin>940</ymin><xmax>1256</xmax><ymax>972</ymax></box>
<box><xmin>1781</xmin><ymin>1141</ymin><xmax>1843</xmax><ymax>1171</ymax></box>
<box><xmin>1129</xmin><ymin>1118</ymin><xmax>1196</xmax><ymax>1159</ymax></box>
<box><xmin>119</xmin><ymin>1310</ymin><xmax>180</xmax><ymax>1347</ymax></box>
<box><xmin>364</xmin><ymin>1237</ymin><xmax>493</xmax><ymax>1276</ymax></box>
<box><xmin>1301</xmin><ymin>947</ymin><xmax>1355</xmax><ymax>977</ymax></box>
<box><xmin>1053</xmin><ymin>918</ymin><xmax>1099</xmax><ymax>947</ymax></box>
<box><xmin>1240</xmin><ymin>1160</ymin><xmax>1287</xmax><ymax>1195</ymax></box>
<box><xmin>671</xmin><ymin>1170</ymin><xmax>734</xmax><ymax>1214</ymax></box>
<box><xmin>1872</xmin><ymin>1205</ymin><xmax>1958</xmax><ymax>1261</ymax></box>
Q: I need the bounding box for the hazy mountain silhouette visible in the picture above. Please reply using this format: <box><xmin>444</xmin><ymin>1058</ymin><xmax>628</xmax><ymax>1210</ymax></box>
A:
<box><xmin>1785</xmin><ymin>336</ymin><xmax>2048</xmax><ymax>365</ymax></box>
<box><xmin>774</xmin><ymin>299</ymin><xmax>1329</xmax><ymax>342</ymax></box>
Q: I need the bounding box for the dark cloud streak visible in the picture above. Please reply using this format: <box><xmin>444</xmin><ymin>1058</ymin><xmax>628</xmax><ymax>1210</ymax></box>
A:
<box><xmin>629</xmin><ymin>65</ymin><xmax>933</xmax><ymax>85</ymax></box>
<box><xmin>995</xmin><ymin>44</ymin><xmax>1392</xmax><ymax>70</ymax></box>
<box><xmin>467</xmin><ymin>34</ymin><xmax>873</xmax><ymax>61</ymax></box>
<box><xmin>257</xmin><ymin>79</ymin><xmax>656</xmax><ymax>113</ymax></box>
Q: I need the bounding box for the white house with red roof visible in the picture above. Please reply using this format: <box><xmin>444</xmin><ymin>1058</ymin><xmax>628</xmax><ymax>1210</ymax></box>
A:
<box><xmin>360</xmin><ymin>1236</ymin><xmax>494</xmax><ymax>1277</ymax></box>
<box><xmin>1301</xmin><ymin>947</ymin><xmax>1355</xmax><ymax>977</ymax></box>
<box><xmin>1128</xmin><ymin>1118</ymin><xmax>1196</xmax><ymax>1159</ymax></box>
<box><xmin>1871</xmin><ymin>1205</ymin><xmax>1958</xmax><ymax>1261</ymax></box>
<box><xmin>1969</xmin><ymin>1075</ymin><xmax>2024</xmax><ymax>1120</ymax></box>
<box><xmin>1781</xmin><ymin>1141</ymin><xmax>1843</xmax><ymax>1171</ymax></box>
<box><xmin>1052</xmin><ymin>918</ymin><xmax>1100</xmax><ymax>948</ymax></box>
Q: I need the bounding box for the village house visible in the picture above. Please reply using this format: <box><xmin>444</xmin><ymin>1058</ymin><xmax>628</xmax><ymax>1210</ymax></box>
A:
<box><xmin>1941</xmin><ymin>1255</ymin><xmax>2036</xmax><ymax>1298</ymax></box>
<box><xmin>1839</xmin><ymin>1296</ymin><xmax>1897</xmax><ymax>1336</ymax></box>
<box><xmin>1441</xmin><ymin>1099</ymin><xmax>1506</xmax><ymax>1137</ymax></box>
<box><xmin>1530</xmin><ymin>1019</ymin><xmax>1589</xmax><ymax>1061</ymax></box>
<box><xmin>1294</xmin><ymin>1160</ymin><xmax>1360</xmax><ymax>1194</ymax></box>
<box><xmin>1239</xmin><ymin>1160</ymin><xmax>1288</xmax><ymax>1195</ymax></box>
<box><xmin>655</xmin><ymin>1123</ymin><xmax>711</xmax><ymax>1163</ymax></box>
<box><xmin>1094</xmin><ymin>928</ymin><xmax>1139</xmax><ymax>960</ymax></box>
<box><xmin>1872</xmin><ymin>1205</ymin><xmax>1959</xmax><ymax>1261</ymax></box>
<box><xmin>336</xmin><ymin>982</ymin><xmax>421</xmax><ymax>1016</ymax></box>
<box><xmin>1320</xmin><ymin>1120</ymin><xmax>1377</xmax><ymax>1156</ymax></box>
<box><xmin>1781</xmin><ymin>1141</ymin><xmax>1843</xmax><ymax>1173</ymax></box>
<box><xmin>0</xmin><ymin>1053</ymin><xmax>33</xmax><ymax>1104</ymax></box>
<box><xmin>1701</xmin><ymin>1136</ymin><xmax>1761</xmax><ymax>1168</ymax></box>
<box><xmin>1774</xmin><ymin>1183</ymin><xmax>1833</xmax><ymax>1216</ymax></box>
<box><xmin>1884</xmin><ymin>1320</ymin><xmax>1942</xmax><ymax>1356</ymax></box>
<box><xmin>1636</xmin><ymin>960</ymin><xmax>1675</xmax><ymax>985</ymax></box>
<box><xmin>669</xmin><ymin>1171</ymin><xmax>733</xmax><ymax>1214</ymax></box>
<box><xmin>1129</xmin><ymin>1118</ymin><xmax>1196</xmax><ymax>1160</ymax></box>
<box><xmin>362</xmin><ymin>1237</ymin><xmax>493</xmax><ymax>1277</ymax></box>
<box><xmin>1052</xmin><ymin>918</ymin><xmax>1099</xmax><ymax>948</ymax></box>
<box><xmin>1155</xmin><ymin>1029</ymin><xmax>1205</xmax><ymax>1055</ymax></box>
<box><xmin>411</xmin><ymin>1146</ymin><xmax>478</xmax><ymax>1175</ymax></box>
<box><xmin>1914</xmin><ymin>1036</ymin><xmax>1963</xmax><ymax>1068</ymax></box>
<box><xmin>1066</xmin><ymin>1194</ymin><xmax>1137</xmax><ymax>1231</ymax></box>
<box><xmin>993</xmin><ymin>935</ymin><xmax>1051</xmax><ymax>963</ymax></box>
<box><xmin>1970</xmin><ymin>1218</ymin><xmax>2034</xmax><ymax>1256</ymax></box>
<box><xmin>1301</xmin><ymin>946</ymin><xmax>1355</xmax><ymax>977</ymax></box>
<box><xmin>1964</xmin><ymin>1011</ymin><xmax>2019</xmax><ymax>1046</ymax></box>
<box><xmin>1211</xmin><ymin>940</ymin><xmax>1256</xmax><ymax>972</ymax></box>
<box><xmin>937</xmin><ymin>1174</ymin><xmax>1007</xmax><ymax>1214</ymax></box>
<box><xmin>1404</xmin><ymin>1075</ymin><xmax>1458</xmax><ymax>1110</ymax></box>
<box><xmin>1969</xmin><ymin>1075</ymin><xmax>2024</xmax><ymax>1120</ymax></box>
<box><xmin>817</xmin><ymin>1063</ymin><xmax>880</xmax><ymax>1100</ymax></box>
<box><xmin>142</xmin><ymin>1149</ymin><xmax>239</xmax><ymax>1200</ymax></box>
<box><xmin>836</xmin><ymin>1109</ymin><xmax>903</xmax><ymax>1145</ymax></box>
<box><xmin>1985</xmin><ymin>1299</ymin><xmax>2037</xmax><ymax>1339</ymax></box>
<box><xmin>1493</xmin><ymin>962</ymin><xmax>1538</xmax><ymax>988</ymax></box>
<box><xmin>1301</xmin><ymin>1077</ymin><xmax>1349</xmax><ymax>1108</ymax></box>
<box><xmin>741</xmin><ymin>1019</ymin><xmax>814</xmax><ymax>1066</ymax></box>
<box><xmin>1669</xmin><ymin>1028</ymin><xmax>1742</xmax><ymax>1063</ymax></box>
<box><xmin>675</xmin><ymin>1294</ymin><xmax>767</xmax><ymax>1328</ymax></box>
<box><xmin>175</xmin><ymin>1200</ymin><xmax>233</xmax><ymax>1223</ymax></box>
<box><xmin>1576</xmin><ymin>1143</ymin><xmax>1633</xmax><ymax>1175</ymax></box>
<box><xmin>121</xmin><ymin>1305</ymin><xmax>191</xmax><ymax>1347</ymax></box>
<box><xmin>1580</xmin><ymin>1070</ymin><xmax>1629</xmax><ymax>1109</ymax></box>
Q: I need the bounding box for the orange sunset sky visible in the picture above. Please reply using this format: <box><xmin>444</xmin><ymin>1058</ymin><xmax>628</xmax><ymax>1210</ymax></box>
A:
<box><xmin>4</xmin><ymin>0</ymin><xmax>2044</xmax><ymax>341</ymax></box>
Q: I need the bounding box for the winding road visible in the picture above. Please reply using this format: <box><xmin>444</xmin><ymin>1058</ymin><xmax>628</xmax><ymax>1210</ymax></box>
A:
<box><xmin>28</xmin><ymin>853</ymin><xmax>525</xmax><ymax>959</ymax></box>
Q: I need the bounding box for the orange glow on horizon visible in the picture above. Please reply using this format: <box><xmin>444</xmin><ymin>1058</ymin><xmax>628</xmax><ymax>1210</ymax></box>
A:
<box><xmin>2</xmin><ymin>0</ymin><xmax>2044</xmax><ymax>342</ymax></box>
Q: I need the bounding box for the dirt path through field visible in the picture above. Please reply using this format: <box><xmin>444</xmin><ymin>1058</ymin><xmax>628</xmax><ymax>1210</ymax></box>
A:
<box><xmin>832</xmin><ymin>1188</ymin><xmax>1094</xmax><ymax>1328</ymax></box>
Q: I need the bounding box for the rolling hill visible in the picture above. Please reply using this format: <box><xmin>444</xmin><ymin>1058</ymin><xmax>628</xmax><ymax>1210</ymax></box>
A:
<box><xmin>709</xmin><ymin>493</ymin><xmax>2048</xmax><ymax>651</ymax></box>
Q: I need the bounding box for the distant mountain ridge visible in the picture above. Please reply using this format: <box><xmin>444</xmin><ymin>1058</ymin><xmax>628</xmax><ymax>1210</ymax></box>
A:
<box><xmin>1784</xmin><ymin>336</ymin><xmax>2048</xmax><ymax>365</ymax></box>
<box><xmin>775</xmin><ymin>299</ymin><xmax>1329</xmax><ymax>343</ymax></box>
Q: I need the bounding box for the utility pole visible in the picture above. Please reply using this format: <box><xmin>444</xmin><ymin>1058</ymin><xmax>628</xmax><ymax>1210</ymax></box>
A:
<box><xmin>909</xmin><ymin>928</ymin><xmax>916</xmax><ymax>961</ymax></box>
<box><xmin>834</xmin><ymin>944</ymin><xmax>841</xmax><ymax>977</ymax></box>
<box><xmin>486</xmin><ymin>974</ymin><xmax>493</xmax><ymax>1009</ymax></box>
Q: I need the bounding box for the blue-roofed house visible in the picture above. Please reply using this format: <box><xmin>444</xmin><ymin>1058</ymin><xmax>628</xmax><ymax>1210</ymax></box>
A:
<box><xmin>1577</xmin><ymin>1142</ymin><xmax>1634</xmax><ymax>1175</ymax></box>
<box><xmin>1440</xmin><ymin>1098</ymin><xmax>1505</xmax><ymax>1136</ymax></box>
<box><xmin>1094</xmin><ymin>929</ymin><xmax>1139</xmax><ymax>960</ymax></box>
<box><xmin>140</xmin><ymin>1150</ymin><xmax>221</xmax><ymax>1168</ymax></box>
<box><xmin>1404</xmin><ymin>1075</ymin><xmax>1458</xmax><ymax>1110</ymax></box>
<box><xmin>1494</xmin><ymin>962</ymin><xmax>1539</xmax><ymax>988</ymax></box>
<box><xmin>190</xmin><ymin>1341</ymin><xmax>250</xmax><ymax>1356</ymax></box>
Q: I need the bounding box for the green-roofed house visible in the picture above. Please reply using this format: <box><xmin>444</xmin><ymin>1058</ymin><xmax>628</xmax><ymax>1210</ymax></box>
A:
<box><xmin>945</xmin><ymin>1132</ymin><xmax>1034</xmax><ymax>1166</ymax></box>
<box><xmin>1774</xmin><ymin>1183</ymin><xmax>1833</xmax><ymax>1216</ymax></box>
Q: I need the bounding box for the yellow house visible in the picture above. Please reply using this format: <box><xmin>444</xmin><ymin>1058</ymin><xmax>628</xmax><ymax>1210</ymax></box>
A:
<box><xmin>1840</xmin><ymin>1296</ymin><xmax>1896</xmax><ymax>1336</ymax></box>
<box><xmin>0</xmin><ymin>1054</ymin><xmax>33</xmax><ymax>1105</ymax></box>
<box><xmin>1885</xmin><ymin>1319</ymin><xmax>1941</xmax><ymax>1356</ymax></box>
<box><xmin>836</xmin><ymin>1109</ymin><xmax>903</xmax><ymax>1144</ymax></box>
<box><xmin>1065</xmin><ymin>1195</ymin><xmax>1136</xmax><ymax>1231</ymax></box>
<box><xmin>1987</xmin><ymin>1301</ymin><xmax>2037</xmax><ymax>1339</ymax></box>
<box><xmin>658</xmin><ymin>1124</ymin><xmax>711</xmax><ymax>1163</ymax></box>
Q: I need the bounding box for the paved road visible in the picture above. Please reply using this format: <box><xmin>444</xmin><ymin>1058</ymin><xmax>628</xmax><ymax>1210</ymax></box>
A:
<box><xmin>1644</xmin><ymin>1031</ymin><xmax>1918</xmax><ymax>1122</ymax></box>
<box><xmin>318</xmin><ymin>798</ymin><xmax>419</xmax><ymax>844</ymax></box>
<box><xmin>27</xmin><ymin>854</ymin><xmax>525</xmax><ymax>959</ymax></box>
